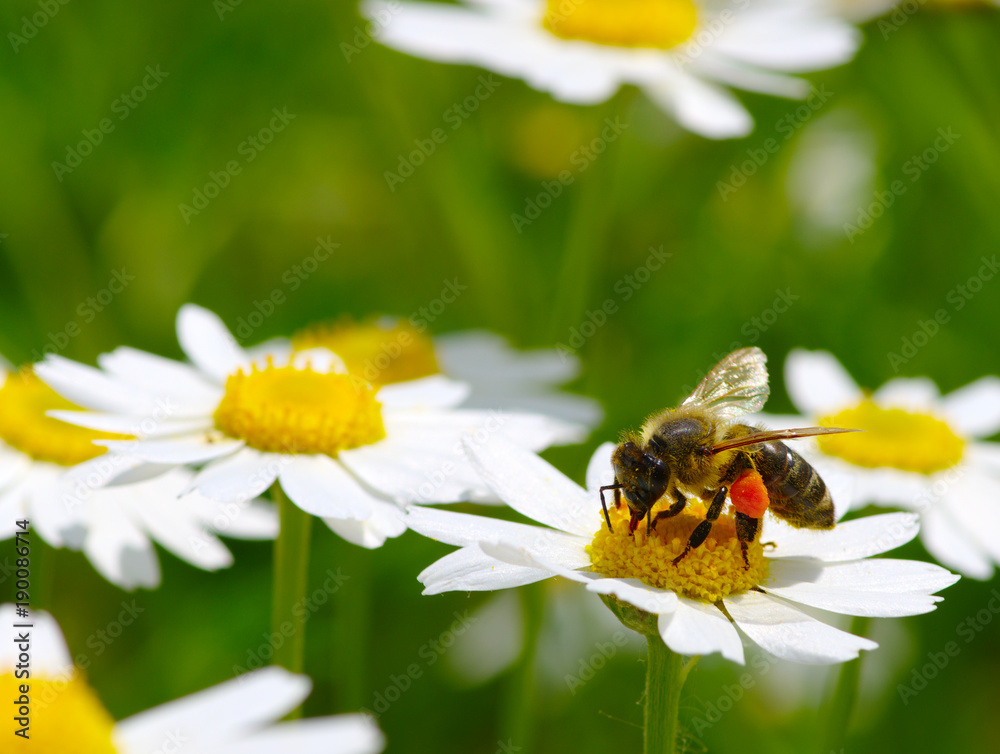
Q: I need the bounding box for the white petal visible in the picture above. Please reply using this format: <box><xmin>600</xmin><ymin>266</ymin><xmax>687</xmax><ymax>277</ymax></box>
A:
<box><xmin>940</xmin><ymin>376</ymin><xmax>1000</xmax><ymax>438</ymax></box>
<box><xmin>585</xmin><ymin>442</ymin><xmax>617</xmax><ymax>494</ymax></box>
<box><xmin>244</xmin><ymin>337</ymin><xmax>294</xmax><ymax>367</ymax></box>
<box><xmin>187</xmin><ymin>448</ymin><xmax>282</xmax><ymax>503</ymax></box>
<box><xmin>464</xmin><ymin>434</ymin><xmax>597</xmax><ymax>536</ymax></box>
<box><xmin>709</xmin><ymin>8</ymin><xmax>860</xmax><ymax>72</ymax></box>
<box><xmin>83</xmin><ymin>495</ymin><xmax>161</xmax><ymax>590</ymax></box>
<box><xmin>581</xmin><ymin>576</ymin><xmax>679</xmax><ymax>615</ymax></box>
<box><xmin>23</xmin><ymin>464</ymin><xmax>81</xmax><ymax>547</ymax></box>
<box><xmin>98</xmin><ymin>437</ymin><xmax>245</xmax><ymax>465</ymax></box>
<box><xmin>941</xmin><ymin>473</ymin><xmax>1000</xmax><ymax>565</ymax></box>
<box><xmin>784</xmin><ymin>349</ymin><xmax>861</xmax><ymax>416</ymax></box>
<box><xmin>278</xmin><ymin>455</ymin><xmax>372</xmax><ymax>520</ymax></box>
<box><xmin>767</xmin><ymin>512</ymin><xmax>919</xmax><ymax>562</ymax></box>
<box><xmin>376</xmin><ymin>375</ymin><xmax>470</xmax><ymax>410</ymax></box>
<box><xmin>114</xmin><ymin>667</ymin><xmax>311</xmax><ymax>751</ymax></box>
<box><xmin>642</xmin><ymin>66</ymin><xmax>753</xmax><ymax>139</ymax></box>
<box><xmin>291</xmin><ymin>347</ymin><xmax>346</xmax><ymax>374</ymax></box>
<box><xmin>435</xmin><ymin>330</ymin><xmax>580</xmax><ymax>384</ymax></box>
<box><xmin>418</xmin><ymin>546</ymin><xmax>553</xmax><ymax>594</ymax></box>
<box><xmin>0</xmin><ymin>606</ymin><xmax>73</xmax><ymax>679</ymax></box>
<box><xmin>920</xmin><ymin>503</ymin><xmax>994</xmax><ymax>580</ymax></box>
<box><xmin>724</xmin><ymin>591</ymin><xmax>878</xmax><ymax>664</ymax></box>
<box><xmin>0</xmin><ymin>443</ymin><xmax>31</xmax><ymax>492</ymax></box>
<box><xmin>323</xmin><ymin>500</ymin><xmax>408</xmax><ymax>549</ymax></box>
<box><xmin>200</xmin><ymin>496</ymin><xmax>279</xmax><ymax>540</ymax></box>
<box><xmin>176</xmin><ymin>304</ymin><xmax>248</xmax><ymax>383</ymax></box>
<box><xmin>47</xmin><ymin>410</ymin><xmax>213</xmax><ymax>439</ymax></box>
<box><xmin>404</xmin><ymin>506</ymin><xmax>590</xmax><ymax>568</ymax></box>
<box><xmin>659</xmin><ymin>599</ymin><xmax>745</xmax><ymax>664</ymax></box>
<box><xmin>872</xmin><ymin>377</ymin><xmax>940</xmax><ymax>412</ymax></box>
<box><xmin>764</xmin><ymin>558</ymin><xmax>956</xmax><ymax>617</ymax></box>
<box><xmin>35</xmin><ymin>355</ymin><xmax>159</xmax><ymax>415</ymax></box>
<box><xmin>967</xmin><ymin>441</ymin><xmax>1000</xmax><ymax>474</ymax></box>
<box><xmin>211</xmin><ymin>716</ymin><xmax>385</xmax><ymax>754</ymax></box>
<box><xmin>97</xmin><ymin>346</ymin><xmax>223</xmax><ymax>411</ymax></box>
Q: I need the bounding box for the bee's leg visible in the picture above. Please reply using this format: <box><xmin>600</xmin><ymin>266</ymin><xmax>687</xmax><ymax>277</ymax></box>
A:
<box><xmin>599</xmin><ymin>484</ymin><xmax>621</xmax><ymax>533</ymax></box>
<box><xmin>652</xmin><ymin>489</ymin><xmax>688</xmax><ymax>529</ymax></box>
<box><xmin>734</xmin><ymin>512</ymin><xmax>759</xmax><ymax>569</ymax></box>
<box><xmin>672</xmin><ymin>486</ymin><xmax>728</xmax><ymax>566</ymax></box>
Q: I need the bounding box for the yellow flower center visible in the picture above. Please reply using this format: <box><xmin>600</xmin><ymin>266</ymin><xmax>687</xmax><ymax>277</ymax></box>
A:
<box><xmin>213</xmin><ymin>361</ymin><xmax>386</xmax><ymax>455</ymax></box>
<box><xmin>2</xmin><ymin>673</ymin><xmax>117</xmax><ymax>753</ymax></box>
<box><xmin>818</xmin><ymin>399</ymin><xmax>964</xmax><ymax>474</ymax></box>
<box><xmin>543</xmin><ymin>0</ymin><xmax>698</xmax><ymax>50</ymax></box>
<box><xmin>292</xmin><ymin>318</ymin><xmax>439</xmax><ymax>386</ymax></box>
<box><xmin>589</xmin><ymin>500</ymin><xmax>767</xmax><ymax>603</ymax></box>
<box><xmin>0</xmin><ymin>369</ymin><xmax>129</xmax><ymax>466</ymax></box>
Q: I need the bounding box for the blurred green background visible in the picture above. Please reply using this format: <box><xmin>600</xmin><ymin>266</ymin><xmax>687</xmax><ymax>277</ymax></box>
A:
<box><xmin>2</xmin><ymin>1</ymin><xmax>1000</xmax><ymax>752</ymax></box>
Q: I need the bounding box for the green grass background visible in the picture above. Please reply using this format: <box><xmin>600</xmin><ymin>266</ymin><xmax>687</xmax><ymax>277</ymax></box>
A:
<box><xmin>2</xmin><ymin>2</ymin><xmax>1000</xmax><ymax>752</ymax></box>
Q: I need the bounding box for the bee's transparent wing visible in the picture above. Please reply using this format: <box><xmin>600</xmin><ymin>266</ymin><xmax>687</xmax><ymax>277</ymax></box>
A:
<box><xmin>681</xmin><ymin>347</ymin><xmax>769</xmax><ymax>419</ymax></box>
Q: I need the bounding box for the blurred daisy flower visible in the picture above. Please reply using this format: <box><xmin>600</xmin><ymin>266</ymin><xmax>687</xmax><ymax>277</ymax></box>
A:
<box><xmin>36</xmin><ymin>305</ymin><xmax>574</xmax><ymax>549</ymax></box>
<box><xmin>0</xmin><ymin>605</ymin><xmax>384</xmax><ymax>754</ymax></box>
<box><xmin>0</xmin><ymin>363</ymin><xmax>276</xmax><ymax>590</ymax></box>
<box><xmin>364</xmin><ymin>0</ymin><xmax>860</xmax><ymax>139</ymax></box>
<box><xmin>292</xmin><ymin>316</ymin><xmax>602</xmax><ymax>442</ymax></box>
<box><xmin>406</xmin><ymin>438</ymin><xmax>958</xmax><ymax>664</ymax></box>
<box><xmin>757</xmin><ymin>349</ymin><xmax>1000</xmax><ymax>580</ymax></box>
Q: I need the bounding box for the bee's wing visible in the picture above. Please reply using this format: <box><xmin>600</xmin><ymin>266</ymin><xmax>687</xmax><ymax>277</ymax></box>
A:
<box><xmin>711</xmin><ymin>427</ymin><xmax>860</xmax><ymax>454</ymax></box>
<box><xmin>681</xmin><ymin>347</ymin><xmax>769</xmax><ymax>420</ymax></box>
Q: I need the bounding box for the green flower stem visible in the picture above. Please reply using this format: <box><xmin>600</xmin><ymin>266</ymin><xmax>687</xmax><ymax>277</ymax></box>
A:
<box><xmin>271</xmin><ymin>484</ymin><xmax>313</xmax><ymax>683</ymax></box>
<box><xmin>332</xmin><ymin>542</ymin><xmax>371</xmax><ymax>712</ymax></box>
<box><xmin>644</xmin><ymin>633</ymin><xmax>687</xmax><ymax>754</ymax></box>
<box><xmin>819</xmin><ymin>615</ymin><xmax>871</xmax><ymax>754</ymax></box>
<box><xmin>500</xmin><ymin>581</ymin><xmax>546</xmax><ymax>751</ymax></box>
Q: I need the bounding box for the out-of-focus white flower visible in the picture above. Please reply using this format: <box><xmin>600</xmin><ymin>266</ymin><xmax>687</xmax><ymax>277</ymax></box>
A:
<box><xmin>756</xmin><ymin>349</ymin><xmax>1000</xmax><ymax>580</ymax></box>
<box><xmin>365</xmin><ymin>0</ymin><xmax>860</xmax><ymax>139</ymax></box>
<box><xmin>0</xmin><ymin>363</ymin><xmax>275</xmax><ymax>590</ymax></box>
<box><xmin>36</xmin><ymin>305</ymin><xmax>573</xmax><ymax>549</ymax></box>
<box><xmin>0</xmin><ymin>605</ymin><xmax>384</xmax><ymax>754</ymax></box>
<box><xmin>293</xmin><ymin>317</ymin><xmax>602</xmax><ymax>443</ymax></box>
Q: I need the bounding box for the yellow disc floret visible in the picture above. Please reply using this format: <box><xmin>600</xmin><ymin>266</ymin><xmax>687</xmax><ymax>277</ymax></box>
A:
<box><xmin>589</xmin><ymin>500</ymin><xmax>767</xmax><ymax>603</ymax></box>
<box><xmin>213</xmin><ymin>360</ymin><xmax>386</xmax><ymax>455</ymax></box>
<box><xmin>2</xmin><ymin>673</ymin><xmax>117</xmax><ymax>753</ymax></box>
<box><xmin>293</xmin><ymin>317</ymin><xmax>439</xmax><ymax>386</ymax></box>
<box><xmin>0</xmin><ymin>369</ymin><xmax>129</xmax><ymax>466</ymax></box>
<box><xmin>543</xmin><ymin>0</ymin><xmax>698</xmax><ymax>50</ymax></box>
<box><xmin>818</xmin><ymin>399</ymin><xmax>964</xmax><ymax>474</ymax></box>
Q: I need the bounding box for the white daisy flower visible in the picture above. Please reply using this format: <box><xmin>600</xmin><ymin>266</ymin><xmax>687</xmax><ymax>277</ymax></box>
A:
<box><xmin>0</xmin><ymin>604</ymin><xmax>384</xmax><ymax>754</ymax></box>
<box><xmin>293</xmin><ymin>316</ymin><xmax>603</xmax><ymax>443</ymax></box>
<box><xmin>756</xmin><ymin>349</ymin><xmax>1000</xmax><ymax>580</ymax></box>
<box><xmin>364</xmin><ymin>0</ymin><xmax>861</xmax><ymax>139</ymax></box>
<box><xmin>0</xmin><ymin>364</ymin><xmax>276</xmax><ymax>590</ymax></box>
<box><xmin>36</xmin><ymin>305</ymin><xmax>574</xmax><ymax>549</ymax></box>
<box><xmin>406</xmin><ymin>438</ymin><xmax>958</xmax><ymax>664</ymax></box>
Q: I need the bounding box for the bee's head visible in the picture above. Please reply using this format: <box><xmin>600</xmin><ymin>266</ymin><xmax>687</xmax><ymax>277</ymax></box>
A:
<box><xmin>611</xmin><ymin>439</ymin><xmax>671</xmax><ymax>518</ymax></box>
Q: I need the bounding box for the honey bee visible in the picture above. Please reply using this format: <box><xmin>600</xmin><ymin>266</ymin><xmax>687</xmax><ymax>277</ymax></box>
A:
<box><xmin>600</xmin><ymin>347</ymin><xmax>857</xmax><ymax>567</ymax></box>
